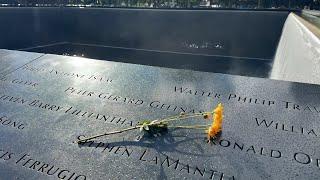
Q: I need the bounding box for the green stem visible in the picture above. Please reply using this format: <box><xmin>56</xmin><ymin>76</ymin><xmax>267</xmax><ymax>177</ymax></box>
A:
<box><xmin>76</xmin><ymin>111</ymin><xmax>213</xmax><ymax>143</ymax></box>
<box><xmin>160</xmin><ymin>112</ymin><xmax>212</xmax><ymax>123</ymax></box>
<box><xmin>168</xmin><ymin>125</ymin><xmax>210</xmax><ymax>129</ymax></box>
<box><xmin>76</xmin><ymin>126</ymin><xmax>140</xmax><ymax>143</ymax></box>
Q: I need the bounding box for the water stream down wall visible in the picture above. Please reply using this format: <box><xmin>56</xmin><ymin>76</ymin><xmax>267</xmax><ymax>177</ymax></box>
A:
<box><xmin>271</xmin><ymin>13</ymin><xmax>320</xmax><ymax>85</ymax></box>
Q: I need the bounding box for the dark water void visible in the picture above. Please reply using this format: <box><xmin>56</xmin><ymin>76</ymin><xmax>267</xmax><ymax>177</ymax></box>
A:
<box><xmin>0</xmin><ymin>8</ymin><xmax>290</xmax><ymax>77</ymax></box>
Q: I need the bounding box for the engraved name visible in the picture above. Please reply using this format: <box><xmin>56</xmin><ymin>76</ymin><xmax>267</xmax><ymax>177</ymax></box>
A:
<box><xmin>0</xmin><ymin>77</ymin><xmax>38</xmax><ymax>88</ymax></box>
<box><xmin>77</xmin><ymin>136</ymin><xmax>235</xmax><ymax>180</ymax></box>
<box><xmin>0</xmin><ymin>94</ymin><xmax>135</xmax><ymax>127</ymax></box>
<box><xmin>174</xmin><ymin>86</ymin><xmax>320</xmax><ymax>114</ymax></box>
<box><xmin>64</xmin><ymin>87</ymin><xmax>203</xmax><ymax>114</ymax></box>
<box><xmin>0</xmin><ymin>115</ymin><xmax>26</xmax><ymax>130</ymax></box>
<box><xmin>255</xmin><ymin>117</ymin><xmax>318</xmax><ymax>137</ymax></box>
<box><xmin>0</xmin><ymin>149</ymin><xmax>87</xmax><ymax>179</ymax></box>
<box><xmin>21</xmin><ymin>65</ymin><xmax>113</xmax><ymax>84</ymax></box>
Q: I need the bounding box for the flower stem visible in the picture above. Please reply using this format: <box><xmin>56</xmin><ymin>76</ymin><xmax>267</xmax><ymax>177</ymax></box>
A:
<box><xmin>75</xmin><ymin>111</ymin><xmax>213</xmax><ymax>143</ymax></box>
<box><xmin>75</xmin><ymin>126</ymin><xmax>139</xmax><ymax>144</ymax></box>
<box><xmin>168</xmin><ymin>125</ymin><xmax>209</xmax><ymax>129</ymax></box>
<box><xmin>161</xmin><ymin>112</ymin><xmax>212</xmax><ymax>123</ymax></box>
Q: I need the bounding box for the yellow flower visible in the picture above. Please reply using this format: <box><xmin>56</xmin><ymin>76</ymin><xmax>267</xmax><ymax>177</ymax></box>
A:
<box><xmin>206</xmin><ymin>103</ymin><xmax>224</xmax><ymax>141</ymax></box>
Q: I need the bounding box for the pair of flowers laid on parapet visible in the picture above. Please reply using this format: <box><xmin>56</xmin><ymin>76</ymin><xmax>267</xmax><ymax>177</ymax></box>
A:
<box><xmin>76</xmin><ymin>103</ymin><xmax>224</xmax><ymax>144</ymax></box>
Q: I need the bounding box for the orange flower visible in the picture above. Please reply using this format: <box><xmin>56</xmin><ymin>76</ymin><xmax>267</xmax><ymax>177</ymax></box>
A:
<box><xmin>206</xmin><ymin>103</ymin><xmax>224</xmax><ymax>141</ymax></box>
